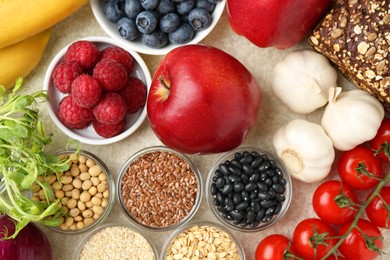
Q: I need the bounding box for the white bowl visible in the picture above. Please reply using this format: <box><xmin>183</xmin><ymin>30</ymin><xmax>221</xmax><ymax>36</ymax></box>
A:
<box><xmin>90</xmin><ymin>0</ymin><xmax>226</xmax><ymax>55</ymax></box>
<box><xmin>43</xmin><ymin>36</ymin><xmax>151</xmax><ymax>145</ymax></box>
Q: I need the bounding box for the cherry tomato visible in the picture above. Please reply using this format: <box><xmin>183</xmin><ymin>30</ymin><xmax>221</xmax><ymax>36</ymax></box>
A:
<box><xmin>369</xmin><ymin>118</ymin><xmax>390</xmax><ymax>162</ymax></box>
<box><xmin>337</xmin><ymin>145</ymin><xmax>382</xmax><ymax>190</ymax></box>
<box><xmin>312</xmin><ymin>180</ymin><xmax>358</xmax><ymax>225</ymax></box>
<box><xmin>366</xmin><ymin>186</ymin><xmax>390</xmax><ymax>228</ymax></box>
<box><xmin>255</xmin><ymin>234</ymin><xmax>298</xmax><ymax>260</ymax></box>
<box><xmin>325</xmin><ymin>256</ymin><xmax>346</xmax><ymax>260</ymax></box>
<box><xmin>338</xmin><ymin>219</ymin><xmax>383</xmax><ymax>260</ymax></box>
<box><xmin>292</xmin><ymin>218</ymin><xmax>337</xmax><ymax>260</ymax></box>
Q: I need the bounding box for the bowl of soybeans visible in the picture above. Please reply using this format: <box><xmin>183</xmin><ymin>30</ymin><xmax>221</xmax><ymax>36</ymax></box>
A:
<box><xmin>32</xmin><ymin>149</ymin><xmax>114</xmax><ymax>234</ymax></box>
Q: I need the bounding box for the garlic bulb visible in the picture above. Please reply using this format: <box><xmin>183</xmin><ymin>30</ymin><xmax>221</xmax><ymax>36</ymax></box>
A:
<box><xmin>321</xmin><ymin>87</ymin><xmax>384</xmax><ymax>151</ymax></box>
<box><xmin>271</xmin><ymin>50</ymin><xmax>338</xmax><ymax>114</ymax></box>
<box><xmin>273</xmin><ymin>119</ymin><xmax>335</xmax><ymax>183</ymax></box>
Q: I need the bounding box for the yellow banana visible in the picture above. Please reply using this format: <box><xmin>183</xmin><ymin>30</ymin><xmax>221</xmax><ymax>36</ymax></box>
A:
<box><xmin>0</xmin><ymin>0</ymin><xmax>87</xmax><ymax>49</ymax></box>
<box><xmin>0</xmin><ymin>29</ymin><xmax>51</xmax><ymax>89</ymax></box>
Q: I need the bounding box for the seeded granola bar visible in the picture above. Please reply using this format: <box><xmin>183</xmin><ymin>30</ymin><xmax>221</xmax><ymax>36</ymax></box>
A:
<box><xmin>308</xmin><ymin>0</ymin><xmax>390</xmax><ymax>111</ymax></box>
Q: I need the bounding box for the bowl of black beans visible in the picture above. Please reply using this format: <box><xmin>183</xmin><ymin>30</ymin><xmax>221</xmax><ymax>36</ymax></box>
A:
<box><xmin>206</xmin><ymin>147</ymin><xmax>292</xmax><ymax>231</ymax></box>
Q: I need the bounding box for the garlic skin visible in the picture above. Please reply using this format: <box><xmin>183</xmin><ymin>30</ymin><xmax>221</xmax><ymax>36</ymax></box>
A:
<box><xmin>273</xmin><ymin>119</ymin><xmax>335</xmax><ymax>183</ymax></box>
<box><xmin>321</xmin><ymin>87</ymin><xmax>384</xmax><ymax>151</ymax></box>
<box><xmin>272</xmin><ymin>50</ymin><xmax>338</xmax><ymax>114</ymax></box>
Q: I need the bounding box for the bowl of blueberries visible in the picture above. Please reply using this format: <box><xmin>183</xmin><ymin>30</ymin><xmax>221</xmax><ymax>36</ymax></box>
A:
<box><xmin>206</xmin><ymin>147</ymin><xmax>292</xmax><ymax>232</ymax></box>
<box><xmin>90</xmin><ymin>0</ymin><xmax>226</xmax><ymax>55</ymax></box>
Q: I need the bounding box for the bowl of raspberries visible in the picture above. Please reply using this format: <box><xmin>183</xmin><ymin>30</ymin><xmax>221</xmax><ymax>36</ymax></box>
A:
<box><xmin>90</xmin><ymin>0</ymin><xmax>226</xmax><ymax>55</ymax></box>
<box><xmin>44</xmin><ymin>36</ymin><xmax>151</xmax><ymax>145</ymax></box>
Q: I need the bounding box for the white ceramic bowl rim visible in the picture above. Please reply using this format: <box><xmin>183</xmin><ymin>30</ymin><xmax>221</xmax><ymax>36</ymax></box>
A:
<box><xmin>43</xmin><ymin>36</ymin><xmax>152</xmax><ymax>145</ymax></box>
<box><xmin>90</xmin><ymin>0</ymin><xmax>226</xmax><ymax>55</ymax></box>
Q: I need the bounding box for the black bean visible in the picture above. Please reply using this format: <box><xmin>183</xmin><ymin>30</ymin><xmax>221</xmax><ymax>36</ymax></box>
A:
<box><xmin>235</xmin><ymin>201</ymin><xmax>249</xmax><ymax>211</ymax></box>
<box><xmin>257</xmin><ymin>182</ymin><xmax>268</xmax><ymax>192</ymax></box>
<box><xmin>269</xmin><ymin>159</ymin><xmax>277</xmax><ymax>168</ymax></box>
<box><xmin>260</xmin><ymin>172</ymin><xmax>267</xmax><ymax>180</ymax></box>
<box><xmin>258</xmin><ymin>161</ymin><xmax>271</xmax><ymax>171</ymax></box>
<box><xmin>221</xmin><ymin>184</ymin><xmax>233</xmax><ymax>195</ymax></box>
<box><xmin>279</xmin><ymin>177</ymin><xmax>287</xmax><ymax>185</ymax></box>
<box><xmin>233</xmin><ymin>182</ymin><xmax>244</xmax><ymax>192</ymax></box>
<box><xmin>240</xmin><ymin>220</ymin><xmax>249</xmax><ymax>227</ymax></box>
<box><xmin>218</xmin><ymin>163</ymin><xmax>229</xmax><ymax>175</ymax></box>
<box><xmin>211</xmin><ymin>183</ymin><xmax>217</xmax><ymax>195</ymax></box>
<box><xmin>230</xmin><ymin>210</ymin><xmax>243</xmax><ymax>220</ymax></box>
<box><xmin>275</xmin><ymin>202</ymin><xmax>282</xmax><ymax>214</ymax></box>
<box><xmin>272</xmin><ymin>183</ymin><xmax>285</xmax><ymax>193</ymax></box>
<box><xmin>241</xmin><ymin>174</ymin><xmax>250</xmax><ymax>182</ymax></box>
<box><xmin>257</xmin><ymin>192</ymin><xmax>270</xmax><ymax>200</ymax></box>
<box><xmin>224</xmin><ymin>197</ymin><xmax>235</xmax><ymax>211</ymax></box>
<box><xmin>276</xmin><ymin>193</ymin><xmax>286</xmax><ymax>202</ymax></box>
<box><xmin>251</xmin><ymin>201</ymin><xmax>261</xmax><ymax>213</ymax></box>
<box><xmin>255</xmin><ymin>209</ymin><xmax>265</xmax><ymax>221</ymax></box>
<box><xmin>241</xmin><ymin>191</ymin><xmax>250</xmax><ymax>201</ymax></box>
<box><xmin>249</xmin><ymin>190</ymin><xmax>258</xmax><ymax>200</ymax></box>
<box><xmin>275</xmin><ymin>167</ymin><xmax>284</xmax><ymax>177</ymax></box>
<box><xmin>267</xmin><ymin>190</ymin><xmax>276</xmax><ymax>199</ymax></box>
<box><xmin>215</xmin><ymin>169</ymin><xmax>223</xmax><ymax>177</ymax></box>
<box><xmin>260</xmin><ymin>200</ymin><xmax>273</xmax><ymax>208</ymax></box>
<box><xmin>233</xmin><ymin>218</ymin><xmax>243</xmax><ymax>225</ymax></box>
<box><xmin>230</xmin><ymin>159</ymin><xmax>242</xmax><ymax>169</ymax></box>
<box><xmin>272</xmin><ymin>175</ymin><xmax>279</xmax><ymax>184</ymax></box>
<box><xmin>222</xmin><ymin>212</ymin><xmax>233</xmax><ymax>220</ymax></box>
<box><xmin>246</xmin><ymin>211</ymin><xmax>256</xmax><ymax>222</ymax></box>
<box><xmin>216</xmin><ymin>192</ymin><xmax>224</xmax><ymax>204</ymax></box>
<box><xmin>265</xmin><ymin>207</ymin><xmax>275</xmax><ymax>216</ymax></box>
<box><xmin>228</xmin><ymin>166</ymin><xmax>241</xmax><ymax>175</ymax></box>
<box><xmin>215</xmin><ymin>177</ymin><xmax>225</xmax><ymax>189</ymax></box>
<box><xmin>239</xmin><ymin>153</ymin><xmax>253</xmax><ymax>164</ymax></box>
<box><xmin>251</xmin><ymin>157</ymin><xmax>263</xmax><ymax>168</ymax></box>
<box><xmin>242</xmin><ymin>164</ymin><xmax>253</xmax><ymax>175</ymax></box>
<box><xmin>266</xmin><ymin>169</ymin><xmax>275</xmax><ymax>177</ymax></box>
<box><xmin>234</xmin><ymin>152</ymin><xmax>243</xmax><ymax>160</ymax></box>
<box><xmin>264</xmin><ymin>178</ymin><xmax>273</xmax><ymax>187</ymax></box>
<box><xmin>261</xmin><ymin>154</ymin><xmax>269</xmax><ymax>161</ymax></box>
<box><xmin>249</xmin><ymin>220</ymin><xmax>260</xmax><ymax>228</ymax></box>
<box><xmin>228</xmin><ymin>174</ymin><xmax>241</xmax><ymax>183</ymax></box>
<box><xmin>249</xmin><ymin>173</ymin><xmax>260</xmax><ymax>182</ymax></box>
<box><xmin>217</xmin><ymin>205</ymin><xmax>226</xmax><ymax>213</ymax></box>
<box><xmin>245</xmin><ymin>182</ymin><xmax>257</xmax><ymax>192</ymax></box>
<box><xmin>232</xmin><ymin>192</ymin><xmax>242</xmax><ymax>204</ymax></box>
<box><xmin>261</xmin><ymin>215</ymin><xmax>272</xmax><ymax>223</ymax></box>
<box><xmin>251</xmin><ymin>151</ymin><xmax>261</xmax><ymax>158</ymax></box>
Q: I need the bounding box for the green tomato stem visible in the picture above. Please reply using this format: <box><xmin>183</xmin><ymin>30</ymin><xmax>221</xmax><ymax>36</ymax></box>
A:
<box><xmin>320</xmin><ymin>173</ymin><xmax>390</xmax><ymax>260</ymax></box>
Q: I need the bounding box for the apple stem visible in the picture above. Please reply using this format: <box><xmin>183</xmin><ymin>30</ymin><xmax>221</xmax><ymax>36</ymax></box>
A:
<box><xmin>158</xmin><ymin>76</ymin><xmax>170</xmax><ymax>90</ymax></box>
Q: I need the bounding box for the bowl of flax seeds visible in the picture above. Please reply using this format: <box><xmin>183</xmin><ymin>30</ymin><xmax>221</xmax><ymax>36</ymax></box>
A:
<box><xmin>117</xmin><ymin>146</ymin><xmax>202</xmax><ymax>231</ymax></box>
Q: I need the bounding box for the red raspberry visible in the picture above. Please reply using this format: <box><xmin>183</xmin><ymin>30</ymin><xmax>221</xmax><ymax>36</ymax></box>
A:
<box><xmin>119</xmin><ymin>77</ymin><xmax>147</xmax><ymax>113</ymax></box>
<box><xmin>100</xmin><ymin>46</ymin><xmax>135</xmax><ymax>73</ymax></box>
<box><xmin>93</xmin><ymin>118</ymin><xmax>126</xmax><ymax>138</ymax></box>
<box><xmin>71</xmin><ymin>74</ymin><xmax>102</xmax><ymax>108</ymax></box>
<box><xmin>64</xmin><ymin>41</ymin><xmax>100</xmax><ymax>71</ymax></box>
<box><xmin>93</xmin><ymin>93</ymin><xmax>126</xmax><ymax>124</ymax></box>
<box><xmin>58</xmin><ymin>95</ymin><xmax>94</xmax><ymax>129</ymax></box>
<box><xmin>92</xmin><ymin>59</ymin><xmax>128</xmax><ymax>91</ymax></box>
<box><xmin>52</xmin><ymin>62</ymin><xmax>83</xmax><ymax>93</ymax></box>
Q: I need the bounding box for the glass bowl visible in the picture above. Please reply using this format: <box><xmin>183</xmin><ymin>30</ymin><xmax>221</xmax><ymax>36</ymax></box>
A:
<box><xmin>160</xmin><ymin>221</ymin><xmax>246</xmax><ymax>260</ymax></box>
<box><xmin>40</xmin><ymin>149</ymin><xmax>115</xmax><ymax>234</ymax></box>
<box><xmin>117</xmin><ymin>146</ymin><xmax>202</xmax><ymax>231</ymax></box>
<box><xmin>43</xmin><ymin>36</ymin><xmax>152</xmax><ymax>145</ymax></box>
<box><xmin>75</xmin><ymin>223</ymin><xmax>158</xmax><ymax>260</ymax></box>
<box><xmin>206</xmin><ymin>147</ymin><xmax>292</xmax><ymax>232</ymax></box>
<box><xmin>90</xmin><ymin>0</ymin><xmax>226</xmax><ymax>55</ymax></box>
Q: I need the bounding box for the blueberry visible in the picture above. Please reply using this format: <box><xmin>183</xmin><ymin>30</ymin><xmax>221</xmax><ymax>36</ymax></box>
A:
<box><xmin>140</xmin><ymin>0</ymin><xmax>159</xmax><ymax>10</ymax></box>
<box><xmin>168</xmin><ymin>23</ymin><xmax>194</xmax><ymax>44</ymax></box>
<box><xmin>142</xmin><ymin>30</ymin><xmax>168</xmax><ymax>48</ymax></box>
<box><xmin>103</xmin><ymin>0</ymin><xmax>126</xmax><ymax>22</ymax></box>
<box><xmin>157</xmin><ymin>0</ymin><xmax>176</xmax><ymax>14</ymax></box>
<box><xmin>196</xmin><ymin>0</ymin><xmax>215</xmax><ymax>13</ymax></box>
<box><xmin>160</xmin><ymin>13</ymin><xmax>181</xmax><ymax>33</ymax></box>
<box><xmin>176</xmin><ymin>0</ymin><xmax>196</xmax><ymax>15</ymax></box>
<box><xmin>124</xmin><ymin>0</ymin><xmax>143</xmax><ymax>19</ymax></box>
<box><xmin>136</xmin><ymin>11</ymin><xmax>158</xmax><ymax>34</ymax></box>
<box><xmin>117</xmin><ymin>17</ymin><xmax>139</xmax><ymax>40</ymax></box>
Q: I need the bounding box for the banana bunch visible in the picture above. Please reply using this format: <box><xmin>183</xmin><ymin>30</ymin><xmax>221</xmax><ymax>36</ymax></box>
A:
<box><xmin>0</xmin><ymin>0</ymin><xmax>88</xmax><ymax>89</ymax></box>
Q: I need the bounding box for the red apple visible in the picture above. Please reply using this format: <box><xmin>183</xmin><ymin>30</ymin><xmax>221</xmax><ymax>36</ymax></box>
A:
<box><xmin>226</xmin><ymin>0</ymin><xmax>332</xmax><ymax>49</ymax></box>
<box><xmin>147</xmin><ymin>45</ymin><xmax>261</xmax><ymax>154</ymax></box>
